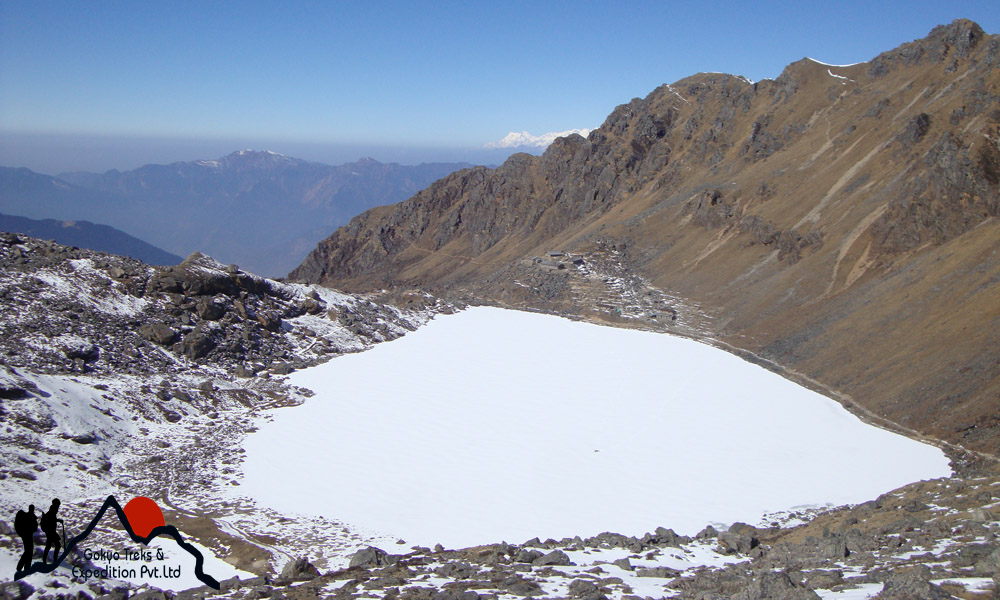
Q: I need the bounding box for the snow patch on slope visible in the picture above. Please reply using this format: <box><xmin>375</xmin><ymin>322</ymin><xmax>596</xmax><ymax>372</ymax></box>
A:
<box><xmin>807</xmin><ymin>57</ymin><xmax>865</xmax><ymax>68</ymax></box>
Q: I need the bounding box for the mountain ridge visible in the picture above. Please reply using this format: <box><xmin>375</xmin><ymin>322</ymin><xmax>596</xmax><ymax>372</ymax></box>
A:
<box><xmin>1</xmin><ymin>152</ymin><xmax>473</xmax><ymax>277</ymax></box>
<box><xmin>0</xmin><ymin>212</ymin><xmax>182</xmax><ymax>265</ymax></box>
<box><xmin>290</xmin><ymin>19</ymin><xmax>1000</xmax><ymax>456</ymax></box>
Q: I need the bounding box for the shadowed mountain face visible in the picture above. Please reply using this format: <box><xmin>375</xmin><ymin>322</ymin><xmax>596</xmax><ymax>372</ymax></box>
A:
<box><xmin>0</xmin><ymin>152</ymin><xmax>472</xmax><ymax>277</ymax></box>
<box><xmin>291</xmin><ymin>20</ymin><xmax>1000</xmax><ymax>456</ymax></box>
<box><xmin>0</xmin><ymin>213</ymin><xmax>182</xmax><ymax>266</ymax></box>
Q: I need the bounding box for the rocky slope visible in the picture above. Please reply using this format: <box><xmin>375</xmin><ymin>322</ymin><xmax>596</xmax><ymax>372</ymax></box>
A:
<box><xmin>0</xmin><ymin>233</ymin><xmax>452</xmax><ymax>597</ymax></box>
<box><xmin>291</xmin><ymin>20</ymin><xmax>1000</xmax><ymax>457</ymax></box>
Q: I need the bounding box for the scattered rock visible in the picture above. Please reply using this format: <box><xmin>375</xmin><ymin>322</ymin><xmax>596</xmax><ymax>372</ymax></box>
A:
<box><xmin>0</xmin><ymin>580</ymin><xmax>34</xmax><ymax>600</ymax></box>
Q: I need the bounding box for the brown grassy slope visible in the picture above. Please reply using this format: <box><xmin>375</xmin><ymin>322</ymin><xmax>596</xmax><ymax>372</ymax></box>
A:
<box><xmin>290</xmin><ymin>20</ymin><xmax>1000</xmax><ymax>456</ymax></box>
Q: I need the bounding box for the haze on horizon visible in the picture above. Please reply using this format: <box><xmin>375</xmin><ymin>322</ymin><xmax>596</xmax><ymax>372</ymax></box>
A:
<box><xmin>1</xmin><ymin>1</ymin><xmax>997</xmax><ymax>174</ymax></box>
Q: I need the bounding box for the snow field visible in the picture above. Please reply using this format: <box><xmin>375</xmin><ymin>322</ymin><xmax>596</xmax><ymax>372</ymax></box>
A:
<box><xmin>239</xmin><ymin>307</ymin><xmax>951</xmax><ymax>549</ymax></box>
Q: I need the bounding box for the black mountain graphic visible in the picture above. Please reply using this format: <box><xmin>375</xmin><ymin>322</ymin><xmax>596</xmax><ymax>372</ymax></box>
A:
<box><xmin>14</xmin><ymin>495</ymin><xmax>220</xmax><ymax>590</ymax></box>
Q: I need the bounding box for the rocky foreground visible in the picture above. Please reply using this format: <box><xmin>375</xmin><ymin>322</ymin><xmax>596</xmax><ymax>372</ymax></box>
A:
<box><xmin>8</xmin><ymin>467</ymin><xmax>998</xmax><ymax>600</ymax></box>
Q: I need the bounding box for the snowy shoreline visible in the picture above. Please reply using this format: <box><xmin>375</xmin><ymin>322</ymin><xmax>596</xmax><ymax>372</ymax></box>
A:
<box><xmin>238</xmin><ymin>306</ymin><xmax>952</xmax><ymax>549</ymax></box>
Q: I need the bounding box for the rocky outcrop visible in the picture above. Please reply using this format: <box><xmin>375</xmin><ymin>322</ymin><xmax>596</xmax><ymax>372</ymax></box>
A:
<box><xmin>0</xmin><ymin>237</ymin><xmax>424</xmax><ymax>377</ymax></box>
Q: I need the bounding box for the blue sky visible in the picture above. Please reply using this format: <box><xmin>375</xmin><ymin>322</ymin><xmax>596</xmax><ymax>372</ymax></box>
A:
<box><xmin>1</xmin><ymin>1</ymin><xmax>997</xmax><ymax>173</ymax></box>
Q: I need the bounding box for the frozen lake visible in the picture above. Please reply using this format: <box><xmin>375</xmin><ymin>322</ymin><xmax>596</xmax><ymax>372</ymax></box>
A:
<box><xmin>240</xmin><ymin>307</ymin><xmax>950</xmax><ymax>548</ymax></box>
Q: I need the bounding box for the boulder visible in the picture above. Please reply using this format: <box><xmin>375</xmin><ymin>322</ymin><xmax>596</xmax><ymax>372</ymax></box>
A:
<box><xmin>196</xmin><ymin>297</ymin><xmax>226</xmax><ymax>320</ymax></box>
<box><xmin>718</xmin><ymin>531</ymin><xmax>759</xmax><ymax>555</ymax></box>
<box><xmin>500</xmin><ymin>575</ymin><xmax>542</xmax><ymax>596</ymax></box>
<box><xmin>279</xmin><ymin>556</ymin><xmax>320</xmax><ymax>581</ymax></box>
<box><xmin>61</xmin><ymin>339</ymin><xmax>100</xmax><ymax>362</ymax></box>
<box><xmin>816</xmin><ymin>536</ymin><xmax>849</xmax><ymax>559</ymax></box>
<box><xmin>875</xmin><ymin>567</ymin><xmax>952</xmax><ymax>600</ymax></box>
<box><xmin>971</xmin><ymin>508</ymin><xmax>996</xmax><ymax>523</ymax></box>
<box><xmin>804</xmin><ymin>569</ymin><xmax>844</xmax><ymax>589</ymax></box>
<box><xmin>349</xmin><ymin>546</ymin><xmax>391</xmax><ymax>568</ymax></box>
<box><xmin>532</xmin><ymin>549</ymin><xmax>572</xmax><ymax>566</ymax></box>
<box><xmin>636</xmin><ymin>566</ymin><xmax>681</xmax><ymax>578</ymax></box>
<box><xmin>974</xmin><ymin>547</ymin><xmax>999</xmax><ymax>577</ymax></box>
<box><xmin>300</xmin><ymin>298</ymin><xmax>323</xmax><ymax>315</ymax></box>
<box><xmin>696</xmin><ymin>525</ymin><xmax>720</xmax><ymax>539</ymax></box>
<box><xmin>650</xmin><ymin>526</ymin><xmax>688</xmax><ymax>546</ymax></box>
<box><xmin>514</xmin><ymin>549</ymin><xmax>543</xmax><ymax>563</ymax></box>
<box><xmin>434</xmin><ymin>562</ymin><xmax>478</xmax><ymax>580</ymax></box>
<box><xmin>568</xmin><ymin>580</ymin><xmax>604</xmax><ymax>599</ymax></box>
<box><xmin>732</xmin><ymin>571</ymin><xmax>821</xmax><ymax>600</ymax></box>
<box><xmin>0</xmin><ymin>580</ymin><xmax>33</xmax><ymax>600</ymax></box>
<box><xmin>0</xmin><ymin>381</ymin><xmax>28</xmax><ymax>399</ymax></box>
<box><xmin>181</xmin><ymin>331</ymin><xmax>215</xmax><ymax>359</ymax></box>
<box><xmin>139</xmin><ymin>322</ymin><xmax>178</xmax><ymax>345</ymax></box>
<box><xmin>269</xmin><ymin>363</ymin><xmax>294</xmax><ymax>375</ymax></box>
<box><xmin>612</xmin><ymin>557</ymin><xmax>633</xmax><ymax>571</ymax></box>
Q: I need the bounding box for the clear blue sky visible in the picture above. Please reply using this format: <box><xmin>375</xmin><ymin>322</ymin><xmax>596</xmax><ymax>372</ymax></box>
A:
<box><xmin>1</xmin><ymin>0</ymin><xmax>997</xmax><ymax>173</ymax></box>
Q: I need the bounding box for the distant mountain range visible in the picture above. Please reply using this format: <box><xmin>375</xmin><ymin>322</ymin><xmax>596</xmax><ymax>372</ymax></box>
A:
<box><xmin>0</xmin><ymin>151</ymin><xmax>472</xmax><ymax>276</ymax></box>
<box><xmin>0</xmin><ymin>213</ymin><xmax>182</xmax><ymax>265</ymax></box>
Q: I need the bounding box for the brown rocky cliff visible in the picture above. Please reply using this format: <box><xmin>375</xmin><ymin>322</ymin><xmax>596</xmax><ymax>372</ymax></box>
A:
<box><xmin>290</xmin><ymin>20</ymin><xmax>1000</xmax><ymax>456</ymax></box>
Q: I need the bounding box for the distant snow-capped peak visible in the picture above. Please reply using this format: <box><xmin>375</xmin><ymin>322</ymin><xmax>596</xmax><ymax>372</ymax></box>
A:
<box><xmin>193</xmin><ymin>150</ymin><xmax>297</xmax><ymax>169</ymax></box>
<box><xmin>485</xmin><ymin>128</ymin><xmax>593</xmax><ymax>149</ymax></box>
<box><xmin>230</xmin><ymin>149</ymin><xmax>288</xmax><ymax>159</ymax></box>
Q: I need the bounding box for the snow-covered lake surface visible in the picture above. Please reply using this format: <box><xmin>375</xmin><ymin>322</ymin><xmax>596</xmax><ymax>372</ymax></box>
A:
<box><xmin>240</xmin><ymin>307</ymin><xmax>951</xmax><ymax>549</ymax></box>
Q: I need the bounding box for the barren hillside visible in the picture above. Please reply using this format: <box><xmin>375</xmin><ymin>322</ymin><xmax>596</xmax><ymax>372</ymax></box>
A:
<box><xmin>291</xmin><ymin>20</ymin><xmax>1000</xmax><ymax>456</ymax></box>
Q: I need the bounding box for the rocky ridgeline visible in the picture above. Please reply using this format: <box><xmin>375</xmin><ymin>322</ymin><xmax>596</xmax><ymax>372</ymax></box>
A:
<box><xmin>286</xmin><ymin>19</ymin><xmax>1000</xmax><ymax>457</ymax></box>
<box><xmin>0</xmin><ymin>232</ymin><xmax>434</xmax><ymax>379</ymax></box>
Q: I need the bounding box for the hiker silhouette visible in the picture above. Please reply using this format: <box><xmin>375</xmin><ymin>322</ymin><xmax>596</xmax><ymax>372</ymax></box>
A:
<box><xmin>14</xmin><ymin>504</ymin><xmax>38</xmax><ymax>572</ymax></box>
<box><xmin>40</xmin><ymin>498</ymin><xmax>64</xmax><ymax>564</ymax></box>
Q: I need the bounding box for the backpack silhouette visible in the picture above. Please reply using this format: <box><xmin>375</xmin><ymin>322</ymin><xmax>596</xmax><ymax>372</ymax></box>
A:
<box><xmin>14</xmin><ymin>509</ymin><xmax>36</xmax><ymax>538</ymax></box>
<box><xmin>41</xmin><ymin>506</ymin><xmax>57</xmax><ymax>533</ymax></box>
<box><xmin>14</xmin><ymin>506</ymin><xmax>38</xmax><ymax>573</ymax></box>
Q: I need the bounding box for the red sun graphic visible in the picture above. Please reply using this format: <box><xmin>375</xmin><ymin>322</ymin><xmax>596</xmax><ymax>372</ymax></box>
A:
<box><xmin>122</xmin><ymin>496</ymin><xmax>165</xmax><ymax>538</ymax></box>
